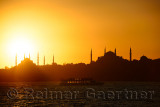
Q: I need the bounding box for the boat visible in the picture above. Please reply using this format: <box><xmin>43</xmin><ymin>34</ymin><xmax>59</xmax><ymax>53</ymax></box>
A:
<box><xmin>59</xmin><ymin>78</ymin><xmax>103</xmax><ymax>86</ymax></box>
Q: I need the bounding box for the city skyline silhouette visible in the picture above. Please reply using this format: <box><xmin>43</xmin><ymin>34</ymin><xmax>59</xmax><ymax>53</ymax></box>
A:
<box><xmin>0</xmin><ymin>0</ymin><xmax>160</xmax><ymax>106</ymax></box>
<box><xmin>1</xmin><ymin>48</ymin><xmax>160</xmax><ymax>82</ymax></box>
<box><xmin>0</xmin><ymin>0</ymin><xmax>160</xmax><ymax>68</ymax></box>
<box><xmin>6</xmin><ymin>47</ymin><xmax>157</xmax><ymax>68</ymax></box>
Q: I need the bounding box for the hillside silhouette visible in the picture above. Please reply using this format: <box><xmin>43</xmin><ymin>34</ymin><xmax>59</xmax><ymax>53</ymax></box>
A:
<box><xmin>0</xmin><ymin>51</ymin><xmax>160</xmax><ymax>82</ymax></box>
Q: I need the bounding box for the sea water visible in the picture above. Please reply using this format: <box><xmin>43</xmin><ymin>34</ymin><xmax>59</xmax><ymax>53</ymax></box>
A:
<box><xmin>0</xmin><ymin>82</ymin><xmax>159</xmax><ymax>106</ymax></box>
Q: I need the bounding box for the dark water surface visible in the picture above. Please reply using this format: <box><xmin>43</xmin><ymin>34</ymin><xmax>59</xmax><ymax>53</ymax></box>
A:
<box><xmin>0</xmin><ymin>82</ymin><xmax>159</xmax><ymax>106</ymax></box>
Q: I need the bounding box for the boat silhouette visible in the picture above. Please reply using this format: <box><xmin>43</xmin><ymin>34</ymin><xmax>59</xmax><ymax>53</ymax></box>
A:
<box><xmin>60</xmin><ymin>78</ymin><xmax>104</xmax><ymax>86</ymax></box>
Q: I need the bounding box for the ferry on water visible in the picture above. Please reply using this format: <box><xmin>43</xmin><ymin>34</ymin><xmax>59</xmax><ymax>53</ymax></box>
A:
<box><xmin>60</xmin><ymin>78</ymin><xmax>104</xmax><ymax>86</ymax></box>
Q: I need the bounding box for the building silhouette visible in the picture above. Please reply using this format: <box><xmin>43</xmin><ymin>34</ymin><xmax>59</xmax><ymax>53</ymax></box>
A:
<box><xmin>130</xmin><ymin>47</ymin><xmax>132</xmax><ymax>61</ymax></box>
<box><xmin>13</xmin><ymin>47</ymin><xmax>134</xmax><ymax>66</ymax></box>
<box><xmin>104</xmin><ymin>46</ymin><xmax>106</xmax><ymax>55</ymax></box>
<box><xmin>24</xmin><ymin>53</ymin><xmax>25</xmax><ymax>60</ymax></box>
<box><xmin>90</xmin><ymin>49</ymin><xmax>92</xmax><ymax>63</ymax></box>
<box><xmin>37</xmin><ymin>52</ymin><xmax>39</xmax><ymax>65</ymax></box>
<box><xmin>29</xmin><ymin>53</ymin><xmax>30</xmax><ymax>60</ymax></box>
<box><xmin>44</xmin><ymin>56</ymin><xmax>45</xmax><ymax>65</ymax></box>
<box><xmin>1</xmin><ymin>46</ymin><xmax>160</xmax><ymax>82</ymax></box>
<box><xmin>15</xmin><ymin>54</ymin><xmax>17</xmax><ymax>66</ymax></box>
<box><xmin>53</xmin><ymin>54</ymin><xmax>54</xmax><ymax>64</ymax></box>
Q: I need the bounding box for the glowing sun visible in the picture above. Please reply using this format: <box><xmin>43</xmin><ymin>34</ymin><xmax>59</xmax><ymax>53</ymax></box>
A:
<box><xmin>8</xmin><ymin>37</ymin><xmax>34</xmax><ymax>58</ymax></box>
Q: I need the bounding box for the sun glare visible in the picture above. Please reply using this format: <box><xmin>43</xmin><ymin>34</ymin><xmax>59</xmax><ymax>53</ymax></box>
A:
<box><xmin>8</xmin><ymin>37</ymin><xmax>34</xmax><ymax>59</ymax></box>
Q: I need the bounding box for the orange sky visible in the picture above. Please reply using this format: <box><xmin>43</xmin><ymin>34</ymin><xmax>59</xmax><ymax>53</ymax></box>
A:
<box><xmin>0</xmin><ymin>0</ymin><xmax>160</xmax><ymax>68</ymax></box>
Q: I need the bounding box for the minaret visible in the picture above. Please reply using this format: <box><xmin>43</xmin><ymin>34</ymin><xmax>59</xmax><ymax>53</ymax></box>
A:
<box><xmin>90</xmin><ymin>48</ymin><xmax>92</xmax><ymax>63</ymax></box>
<box><xmin>53</xmin><ymin>54</ymin><xmax>54</xmax><ymax>64</ymax></box>
<box><xmin>15</xmin><ymin>54</ymin><xmax>17</xmax><ymax>66</ymax></box>
<box><xmin>29</xmin><ymin>53</ymin><xmax>30</xmax><ymax>60</ymax></box>
<box><xmin>104</xmin><ymin>46</ymin><xmax>106</xmax><ymax>55</ymax></box>
<box><xmin>37</xmin><ymin>52</ymin><xmax>39</xmax><ymax>65</ymax></box>
<box><xmin>130</xmin><ymin>47</ymin><xmax>132</xmax><ymax>61</ymax></box>
<box><xmin>44</xmin><ymin>56</ymin><xmax>45</xmax><ymax>65</ymax></box>
<box><xmin>115</xmin><ymin>48</ymin><xmax>116</xmax><ymax>56</ymax></box>
<box><xmin>24</xmin><ymin>53</ymin><xmax>25</xmax><ymax>60</ymax></box>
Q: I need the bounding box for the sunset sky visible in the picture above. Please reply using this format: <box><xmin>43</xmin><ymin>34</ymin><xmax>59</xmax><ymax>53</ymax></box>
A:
<box><xmin>0</xmin><ymin>0</ymin><xmax>160</xmax><ymax>68</ymax></box>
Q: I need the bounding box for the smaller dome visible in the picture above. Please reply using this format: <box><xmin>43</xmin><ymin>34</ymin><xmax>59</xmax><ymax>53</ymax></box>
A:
<box><xmin>140</xmin><ymin>55</ymin><xmax>151</xmax><ymax>62</ymax></box>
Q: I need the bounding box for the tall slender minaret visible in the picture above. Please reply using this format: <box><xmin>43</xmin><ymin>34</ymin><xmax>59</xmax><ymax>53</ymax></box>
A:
<box><xmin>130</xmin><ymin>47</ymin><xmax>132</xmax><ymax>61</ymax></box>
<box><xmin>37</xmin><ymin>52</ymin><xmax>39</xmax><ymax>65</ymax></box>
<box><xmin>53</xmin><ymin>54</ymin><xmax>54</xmax><ymax>64</ymax></box>
<box><xmin>24</xmin><ymin>53</ymin><xmax>25</xmax><ymax>60</ymax></box>
<box><xmin>104</xmin><ymin>46</ymin><xmax>106</xmax><ymax>55</ymax></box>
<box><xmin>44</xmin><ymin>56</ymin><xmax>45</xmax><ymax>65</ymax></box>
<box><xmin>15</xmin><ymin>54</ymin><xmax>17</xmax><ymax>66</ymax></box>
<box><xmin>90</xmin><ymin>48</ymin><xmax>92</xmax><ymax>63</ymax></box>
<box><xmin>29</xmin><ymin>53</ymin><xmax>30</xmax><ymax>60</ymax></box>
<box><xmin>115</xmin><ymin>48</ymin><xmax>116</xmax><ymax>56</ymax></box>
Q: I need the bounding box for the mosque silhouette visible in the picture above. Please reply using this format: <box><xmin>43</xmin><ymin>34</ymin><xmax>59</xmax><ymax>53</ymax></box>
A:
<box><xmin>0</xmin><ymin>47</ymin><xmax>160</xmax><ymax>82</ymax></box>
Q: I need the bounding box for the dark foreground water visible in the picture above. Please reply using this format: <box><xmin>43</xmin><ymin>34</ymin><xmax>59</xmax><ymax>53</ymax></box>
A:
<box><xmin>0</xmin><ymin>82</ymin><xmax>160</xmax><ymax>107</ymax></box>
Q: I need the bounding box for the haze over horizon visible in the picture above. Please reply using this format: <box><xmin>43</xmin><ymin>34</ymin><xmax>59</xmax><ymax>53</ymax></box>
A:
<box><xmin>0</xmin><ymin>0</ymin><xmax>160</xmax><ymax>68</ymax></box>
